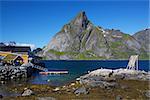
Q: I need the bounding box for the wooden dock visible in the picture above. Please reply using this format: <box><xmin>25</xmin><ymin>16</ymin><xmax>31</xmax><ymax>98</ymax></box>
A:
<box><xmin>39</xmin><ymin>70</ymin><xmax>68</xmax><ymax>75</ymax></box>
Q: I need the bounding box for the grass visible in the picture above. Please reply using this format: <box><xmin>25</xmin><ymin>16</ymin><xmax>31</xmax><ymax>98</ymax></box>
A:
<box><xmin>110</xmin><ymin>41</ymin><xmax>123</xmax><ymax>48</ymax></box>
<box><xmin>46</xmin><ymin>47</ymin><xmax>149</xmax><ymax>60</ymax></box>
<box><xmin>48</xmin><ymin>49</ymin><xmax>66</xmax><ymax>56</ymax></box>
<box><xmin>48</xmin><ymin>49</ymin><xmax>78</xmax><ymax>56</ymax></box>
<box><xmin>74</xmin><ymin>50</ymin><xmax>106</xmax><ymax>60</ymax></box>
<box><xmin>112</xmin><ymin>50</ymin><xmax>138</xmax><ymax>59</ymax></box>
<box><xmin>122</xmin><ymin>34</ymin><xmax>132</xmax><ymax>40</ymax></box>
<box><xmin>139</xmin><ymin>53</ymin><xmax>149</xmax><ymax>60</ymax></box>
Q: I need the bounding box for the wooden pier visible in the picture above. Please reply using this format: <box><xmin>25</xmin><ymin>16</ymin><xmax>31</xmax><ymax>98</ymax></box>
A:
<box><xmin>39</xmin><ymin>70</ymin><xmax>68</xmax><ymax>75</ymax></box>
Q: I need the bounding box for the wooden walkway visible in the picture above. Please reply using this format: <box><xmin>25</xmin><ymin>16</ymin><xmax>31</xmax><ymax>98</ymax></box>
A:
<box><xmin>32</xmin><ymin>65</ymin><xmax>48</xmax><ymax>72</ymax></box>
<box><xmin>39</xmin><ymin>70</ymin><xmax>68</xmax><ymax>75</ymax></box>
<box><xmin>31</xmin><ymin>64</ymin><xmax>68</xmax><ymax>75</ymax></box>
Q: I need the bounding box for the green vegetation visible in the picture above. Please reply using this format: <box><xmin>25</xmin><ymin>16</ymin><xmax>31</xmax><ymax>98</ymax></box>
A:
<box><xmin>139</xmin><ymin>53</ymin><xmax>149</xmax><ymax>60</ymax></box>
<box><xmin>110</xmin><ymin>41</ymin><xmax>123</xmax><ymax>48</ymax></box>
<box><xmin>122</xmin><ymin>34</ymin><xmax>132</xmax><ymax>40</ymax></box>
<box><xmin>42</xmin><ymin>56</ymin><xmax>47</xmax><ymax>60</ymax></box>
<box><xmin>3</xmin><ymin>54</ymin><xmax>18</xmax><ymax>61</ymax></box>
<box><xmin>46</xmin><ymin>48</ymin><xmax>149</xmax><ymax>60</ymax></box>
<box><xmin>113</xmin><ymin>51</ymin><xmax>128</xmax><ymax>59</ymax></box>
<box><xmin>47</xmin><ymin>49</ymin><xmax>107</xmax><ymax>60</ymax></box>
<box><xmin>75</xmin><ymin>50</ymin><xmax>106</xmax><ymax>60</ymax></box>
<box><xmin>76</xmin><ymin>53</ymin><xmax>86</xmax><ymax>59</ymax></box>
<box><xmin>48</xmin><ymin>49</ymin><xmax>78</xmax><ymax>56</ymax></box>
<box><xmin>112</xmin><ymin>49</ymin><xmax>138</xmax><ymax>59</ymax></box>
<box><xmin>48</xmin><ymin>49</ymin><xmax>66</xmax><ymax>56</ymax></box>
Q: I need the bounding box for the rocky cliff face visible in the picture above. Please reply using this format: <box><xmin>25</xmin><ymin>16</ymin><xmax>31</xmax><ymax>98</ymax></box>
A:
<box><xmin>133</xmin><ymin>29</ymin><xmax>150</xmax><ymax>52</ymax></box>
<box><xmin>42</xmin><ymin>12</ymin><xmax>149</xmax><ymax>60</ymax></box>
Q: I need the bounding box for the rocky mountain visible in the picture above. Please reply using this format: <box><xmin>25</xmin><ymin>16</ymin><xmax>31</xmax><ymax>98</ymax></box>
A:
<box><xmin>133</xmin><ymin>29</ymin><xmax>150</xmax><ymax>52</ymax></box>
<box><xmin>41</xmin><ymin>11</ymin><xmax>149</xmax><ymax>60</ymax></box>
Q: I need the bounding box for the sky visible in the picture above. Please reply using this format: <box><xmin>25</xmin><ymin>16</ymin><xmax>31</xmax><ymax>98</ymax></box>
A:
<box><xmin>0</xmin><ymin>0</ymin><xmax>149</xmax><ymax>48</ymax></box>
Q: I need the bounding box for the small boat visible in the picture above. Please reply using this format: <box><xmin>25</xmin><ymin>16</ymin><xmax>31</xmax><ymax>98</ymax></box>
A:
<box><xmin>39</xmin><ymin>70</ymin><xmax>68</xmax><ymax>75</ymax></box>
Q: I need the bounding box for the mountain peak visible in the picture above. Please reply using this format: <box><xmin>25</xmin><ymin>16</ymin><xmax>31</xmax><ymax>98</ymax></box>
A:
<box><xmin>77</xmin><ymin>11</ymin><xmax>86</xmax><ymax>18</ymax></box>
<box><xmin>71</xmin><ymin>11</ymin><xmax>89</xmax><ymax>29</ymax></box>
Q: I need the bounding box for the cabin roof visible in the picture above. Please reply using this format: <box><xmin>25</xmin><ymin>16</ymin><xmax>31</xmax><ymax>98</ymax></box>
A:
<box><xmin>0</xmin><ymin>46</ymin><xmax>31</xmax><ymax>52</ymax></box>
<box><xmin>3</xmin><ymin>54</ymin><xmax>20</xmax><ymax>61</ymax></box>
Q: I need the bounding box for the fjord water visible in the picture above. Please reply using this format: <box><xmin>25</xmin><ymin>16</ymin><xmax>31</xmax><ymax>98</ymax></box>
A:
<box><xmin>29</xmin><ymin>60</ymin><xmax>149</xmax><ymax>86</ymax></box>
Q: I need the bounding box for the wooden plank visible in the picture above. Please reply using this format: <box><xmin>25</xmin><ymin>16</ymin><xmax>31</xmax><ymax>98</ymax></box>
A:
<box><xmin>39</xmin><ymin>70</ymin><xmax>68</xmax><ymax>75</ymax></box>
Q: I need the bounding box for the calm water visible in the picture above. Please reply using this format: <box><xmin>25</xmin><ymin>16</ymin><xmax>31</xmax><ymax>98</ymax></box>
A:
<box><xmin>29</xmin><ymin>60</ymin><xmax>150</xmax><ymax>86</ymax></box>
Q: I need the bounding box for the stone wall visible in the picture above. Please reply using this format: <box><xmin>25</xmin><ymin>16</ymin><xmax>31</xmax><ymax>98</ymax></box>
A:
<box><xmin>0</xmin><ymin>66</ymin><xmax>32</xmax><ymax>81</ymax></box>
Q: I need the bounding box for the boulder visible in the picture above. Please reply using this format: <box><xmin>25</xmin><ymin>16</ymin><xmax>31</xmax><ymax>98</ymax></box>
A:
<box><xmin>145</xmin><ymin>90</ymin><xmax>150</xmax><ymax>98</ymax></box>
<box><xmin>37</xmin><ymin>97</ymin><xmax>56</xmax><ymax>100</ymax></box>
<box><xmin>53</xmin><ymin>87</ymin><xmax>60</xmax><ymax>92</ymax></box>
<box><xmin>89</xmin><ymin>69</ymin><xmax>113</xmax><ymax>77</ymax></box>
<box><xmin>116</xmin><ymin>95</ymin><xmax>122</xmax><ymax>100</ymax></box>
<box><xmin>22</xmin><ymin>89</ymin><xmax>34</xmax><ymax>96</ymax></box>
<box><xmin>0</xmin><ymin>66</ymin><xmax>29</xmax><ymax>81</ymax></box>
<box><xmin>74</xmin><ymin>87</ymin><xmax>88</xmax><ymax>95</ymax></box>
<box><xmin>120</xmin><ymin>85</ymin><xmax>129</xmax><ymax>90</ymax></box>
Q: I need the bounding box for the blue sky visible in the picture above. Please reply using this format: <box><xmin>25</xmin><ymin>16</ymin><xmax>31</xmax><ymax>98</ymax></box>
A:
<box><xmin>0</xmin><ymin>0</ymin><xmax>149</xmax><ymax>48</ymax></box>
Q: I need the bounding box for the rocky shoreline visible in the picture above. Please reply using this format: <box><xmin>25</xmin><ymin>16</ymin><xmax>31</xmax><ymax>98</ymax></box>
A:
<box><xmin>0</xmin><ymin>68</ymin><xmax>149</xmax><ymax>99</ymax></box>
<box><xmin>77</xmin><ymin>68</ymin><xmax>150</xmax><ymax>88</ymax></box>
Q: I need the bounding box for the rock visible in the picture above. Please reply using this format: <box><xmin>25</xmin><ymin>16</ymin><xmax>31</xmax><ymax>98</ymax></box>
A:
<box><xmin>133</xmin><ymin>29</ymin><xmax>150</xmax><ymax>52</ymax></box>
<box><xmin>88</xmin><ymin>81</ymin><xmax>99</xmax><ymax>87</ymax></box>
<box><xmin>70</xmin><ymin>83</ymin><xmax>75</xmax><ymax>86</ymax></box>
<box><xmin>0</xmin><ymin>66</ymin><xmax>29</xmax><ymax>81</ymax></box>
<box><xmin>84</xmin><ymin>68</ymin><xmax>149</xmax><ymax>81</ymax></box>
<box><xmin>145</xmin><ymin>90</ymin><xmax>150</xmax><ymax>98</ymax></box>
<box><xmin>24</xmin><ymin>87</ymin><xmax>28</xmax><ymax>90</ymax></box>
<box><xmin>76</xmin><ymin>68</ymin><xmax>149</xmax><ymax>94</ymax></box>
<box><xmin>53</xmin><ymin>87</ymin><xmax>60</xmax><ymax>92</ymax></box>
<box><xmin>0</xmin><ymin>81</ymin><xmax>5</xmax><ymax>84</ymax></box>
<box><xmin>0</xmin><ymin>95</ymin><xmax>3</xmax><ymax>99</ymax></box>
<box><xmin>105</xmin><ymin>77</ymin><xmax>116</xmax><ymax>82</ymax></box>
<box><xmin>76</xmin><ymin>78</ymin><xmax>80</xmax><ymax>81</ymax></box>
<box><xmin>22</xmin><ymin>89</ymin><xmax>34</xmax><ymax>96</ymax></box>
<box><xmin>116</xmin><ymin>95</ymin><xmax>122</xmax><ymax>100</ymax></box>
<box><xmin>114</xmin><ymin>74</ymin><xmax>125</xmax><ymax>80</ymax></box>
<box><xmin>120</xmin><ymin>85</ymin><xmax>129</xmax><ymax>90</ymax></box>
<box><xmin>74</xmin><ymin>87</ymin><xmax>88</xmax><ymax>95</ymax></box>
<box><xmin>105</xmin><ymin>82</ymin><xmax>118</xmax><ymax>89</ymax></box>
<box><xmin>86</xmin><ymin>69</ymin><xmax>113</xmax><ymax>77</ymax></box>
<box><xmin>37</xmin><ymin>97</ymin><xmax>56</xmax><ymax>100</ymax></box>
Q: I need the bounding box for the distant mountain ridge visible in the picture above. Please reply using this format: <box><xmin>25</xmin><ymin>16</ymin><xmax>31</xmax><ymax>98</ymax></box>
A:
<box><xmin>39</xmin><ymin>11</ymin><xmax>149</xmax><ymax>60</ymax></box>
<box><xmin>133</xmin><ymin>29</ymin><xmax>150</xmax><ymax>53</ymax></box>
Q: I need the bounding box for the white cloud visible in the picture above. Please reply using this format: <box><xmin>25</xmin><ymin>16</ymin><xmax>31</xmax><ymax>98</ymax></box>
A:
<box><xmin>16</xmin><ymin>43</ymin><xmax>36</xmax><ymax>50</ymax></box>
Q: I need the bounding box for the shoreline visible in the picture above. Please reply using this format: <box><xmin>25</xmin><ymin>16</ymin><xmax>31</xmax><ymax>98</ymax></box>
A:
<box><xmin>42</xmin><ymin>59</ymin><xmax>150</xmax><ymax>61</ymax></box>
<box><xmin>1</xmin><ymin>68</ymin><xmax>150</xmax><ymax>99</ymax></box>
<box><xmin>2</xmin><ymin>79</ymin><xmax>150</xmax><ymax>100</ymax></box>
